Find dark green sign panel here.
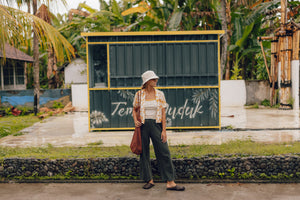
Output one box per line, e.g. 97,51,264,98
90,88,219,129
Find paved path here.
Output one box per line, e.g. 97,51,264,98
1,183,300,200
0,108,300,199
0,107,299,147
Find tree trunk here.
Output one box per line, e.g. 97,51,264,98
224,0,232,80
33,0,40,115
53,56,58,88
47,47,54,89
47,47,59,89
220,0,228,79
27,0,31,14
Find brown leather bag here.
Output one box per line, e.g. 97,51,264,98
130,123,142,155
130,92,142,155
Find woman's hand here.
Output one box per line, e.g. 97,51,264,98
135,120,142,127
161,130,167,143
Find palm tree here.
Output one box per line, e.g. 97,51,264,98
0,0,75,113
32,0,40,114
36,4,59,88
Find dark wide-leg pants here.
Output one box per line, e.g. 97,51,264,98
140,119,175,182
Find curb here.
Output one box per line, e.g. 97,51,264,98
2,179,300,184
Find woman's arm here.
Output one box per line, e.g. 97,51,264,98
132,107,141,127
161,108,167,143
132,91,141,127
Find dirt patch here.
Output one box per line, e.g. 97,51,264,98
42,96,71,108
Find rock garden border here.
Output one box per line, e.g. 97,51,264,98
1,155,300,183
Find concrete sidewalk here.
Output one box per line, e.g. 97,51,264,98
0,107,299,147
1,183,300,200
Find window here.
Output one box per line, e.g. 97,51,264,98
88,45,107,88
15,62,24,85
2,61,25,88
3,63,14,85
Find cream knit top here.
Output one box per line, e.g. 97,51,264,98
144,100,157,119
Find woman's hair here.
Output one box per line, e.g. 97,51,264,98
141,83,147,89
142,78,157,89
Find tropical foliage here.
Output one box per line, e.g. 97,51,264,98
1,0,300,92
0,0,76,113
0,3,74,62
63,0,298,81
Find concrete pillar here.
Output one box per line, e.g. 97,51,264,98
292,60,299,110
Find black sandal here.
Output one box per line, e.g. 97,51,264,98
166,185,185,191
143,182,155,189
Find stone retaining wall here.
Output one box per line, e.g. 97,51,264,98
1,156,300,181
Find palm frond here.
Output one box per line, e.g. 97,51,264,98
236,22,254,48
139,17,164,31
88,10,116,18
0,5,25,58
192,88,218,119
121,1,149,16
118,90,135,101
111,0,123,21
192,89,210,104
232,13,243,43
228,44,239,52
209,89,218,119
167,10,183,31
240,46,261,58
99,0,109,10
245,0,280,26
90,110,109,128
123,21,140,32
78,3,96,14
0,5,75,62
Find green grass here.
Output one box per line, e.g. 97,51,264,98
1,140,300,159
88,140,104,146
0,145,133,159
170,140,300,158
0,115,40,138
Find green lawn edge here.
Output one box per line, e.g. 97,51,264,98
1,140,300,160
0,115,40,138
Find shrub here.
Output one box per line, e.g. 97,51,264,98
261,99,270,107
0,127,11,138
52,101,64,109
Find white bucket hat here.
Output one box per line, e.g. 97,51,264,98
141,70,159,86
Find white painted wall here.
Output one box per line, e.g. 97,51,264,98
65,58,87,86
220,80,246,107
71,84,88,111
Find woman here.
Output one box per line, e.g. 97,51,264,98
132,70,185,191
